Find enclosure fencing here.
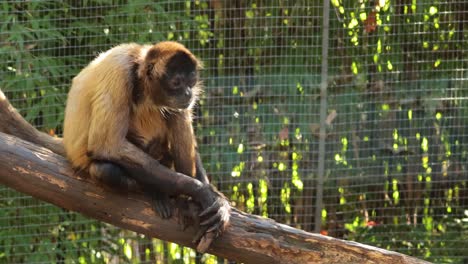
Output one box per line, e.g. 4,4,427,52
0,0,466,263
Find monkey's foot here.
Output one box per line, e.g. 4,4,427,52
146,192,172,219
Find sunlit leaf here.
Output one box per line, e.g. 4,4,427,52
245,10,254,19
386,60,393,71
348,18,359,29
429,6,438,15
331,0,340,8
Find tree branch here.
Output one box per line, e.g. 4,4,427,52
0,90,429,264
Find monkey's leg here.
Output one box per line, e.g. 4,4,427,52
89,161,135,189
89,161,172,218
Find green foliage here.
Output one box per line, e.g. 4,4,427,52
0,0,466,263
347,212,468,263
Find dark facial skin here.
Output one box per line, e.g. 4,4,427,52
160,52,198,109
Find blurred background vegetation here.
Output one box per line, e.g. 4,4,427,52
0,0,466,263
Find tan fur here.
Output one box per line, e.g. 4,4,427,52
129,98,169,146
63,42,201,177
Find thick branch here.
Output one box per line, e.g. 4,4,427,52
0,91,64,156
0,90,429,264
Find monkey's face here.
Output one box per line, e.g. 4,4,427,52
145,49,200,110
159,52,199,109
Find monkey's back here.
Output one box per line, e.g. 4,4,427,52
63,43,144,170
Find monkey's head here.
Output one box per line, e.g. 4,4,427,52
141,41,202,110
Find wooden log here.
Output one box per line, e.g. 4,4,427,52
0,90,430,263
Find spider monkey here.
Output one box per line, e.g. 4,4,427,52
63,42,229,244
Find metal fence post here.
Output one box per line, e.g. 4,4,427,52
314,0,330,233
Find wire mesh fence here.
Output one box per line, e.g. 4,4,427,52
0,0,466,263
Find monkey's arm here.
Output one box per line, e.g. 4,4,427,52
103,142,207,197
166,113,210,185
195,153,210,184
166,113,228,239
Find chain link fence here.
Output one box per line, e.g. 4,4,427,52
0,0,466,263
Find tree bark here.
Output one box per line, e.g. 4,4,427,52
0,90,429,264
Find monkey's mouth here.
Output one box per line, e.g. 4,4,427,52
169,98,193,110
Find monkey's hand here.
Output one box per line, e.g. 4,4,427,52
192,184,230,252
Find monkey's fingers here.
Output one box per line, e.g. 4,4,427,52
148,193,172,219
199,201,219,218
200,199,230,231
200,211,221,227
205,214,229,234
192,225,209,244
196,213,225,242
199,195,230,216
154,199,171,219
